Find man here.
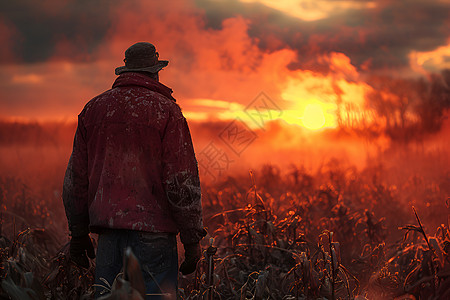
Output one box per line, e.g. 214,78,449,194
62,42,206,299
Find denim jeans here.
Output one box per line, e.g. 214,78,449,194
94,230,178,299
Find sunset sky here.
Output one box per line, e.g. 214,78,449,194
0,0,449,178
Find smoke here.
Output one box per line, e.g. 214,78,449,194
196,0,450,73
338,69,450,143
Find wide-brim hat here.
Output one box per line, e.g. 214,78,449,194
115,42,169,75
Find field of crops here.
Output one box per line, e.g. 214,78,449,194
0,157,449,299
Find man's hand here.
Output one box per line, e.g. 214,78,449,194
180,243,201,275
70,235,95,269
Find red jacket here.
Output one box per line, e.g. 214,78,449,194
63,72,205,244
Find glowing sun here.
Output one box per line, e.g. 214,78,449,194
302,104,326,130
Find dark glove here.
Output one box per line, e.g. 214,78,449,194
180,243,202,275
70,235,95,269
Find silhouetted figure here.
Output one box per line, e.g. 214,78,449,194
63,42,206,299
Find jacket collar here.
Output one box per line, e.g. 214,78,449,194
112,72,176,102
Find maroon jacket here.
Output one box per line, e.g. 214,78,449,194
63,72,205,244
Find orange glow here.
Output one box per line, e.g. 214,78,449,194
11,74,43,84
409,41,450,74
0,0,448,176
275,53,370,131
281,98,337,130
302,104,326,130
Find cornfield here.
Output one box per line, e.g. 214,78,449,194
0,161,449,299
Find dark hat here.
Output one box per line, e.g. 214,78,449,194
115,42,169,75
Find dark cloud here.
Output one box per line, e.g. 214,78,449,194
196,0,450,73
0,0,114,63
3,0,449,72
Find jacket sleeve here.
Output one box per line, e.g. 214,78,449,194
62,115,90,237
162,115,207,245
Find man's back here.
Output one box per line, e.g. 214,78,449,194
63,43,206,299
80,72,184,233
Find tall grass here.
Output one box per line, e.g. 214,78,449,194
0,159,449,299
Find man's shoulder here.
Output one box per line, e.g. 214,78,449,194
161,95,183,117
79,86,184,119
79,89,113,115
125,85,184,118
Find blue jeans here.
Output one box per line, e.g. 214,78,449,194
94,230,178,299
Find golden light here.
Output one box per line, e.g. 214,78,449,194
302,103,326,130
279,71,339,130
280,99,337,130
239,0,377,22
409,42,450,74
277,64,373,131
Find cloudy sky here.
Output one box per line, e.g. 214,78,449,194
1,0,449,120
0,0,449,180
